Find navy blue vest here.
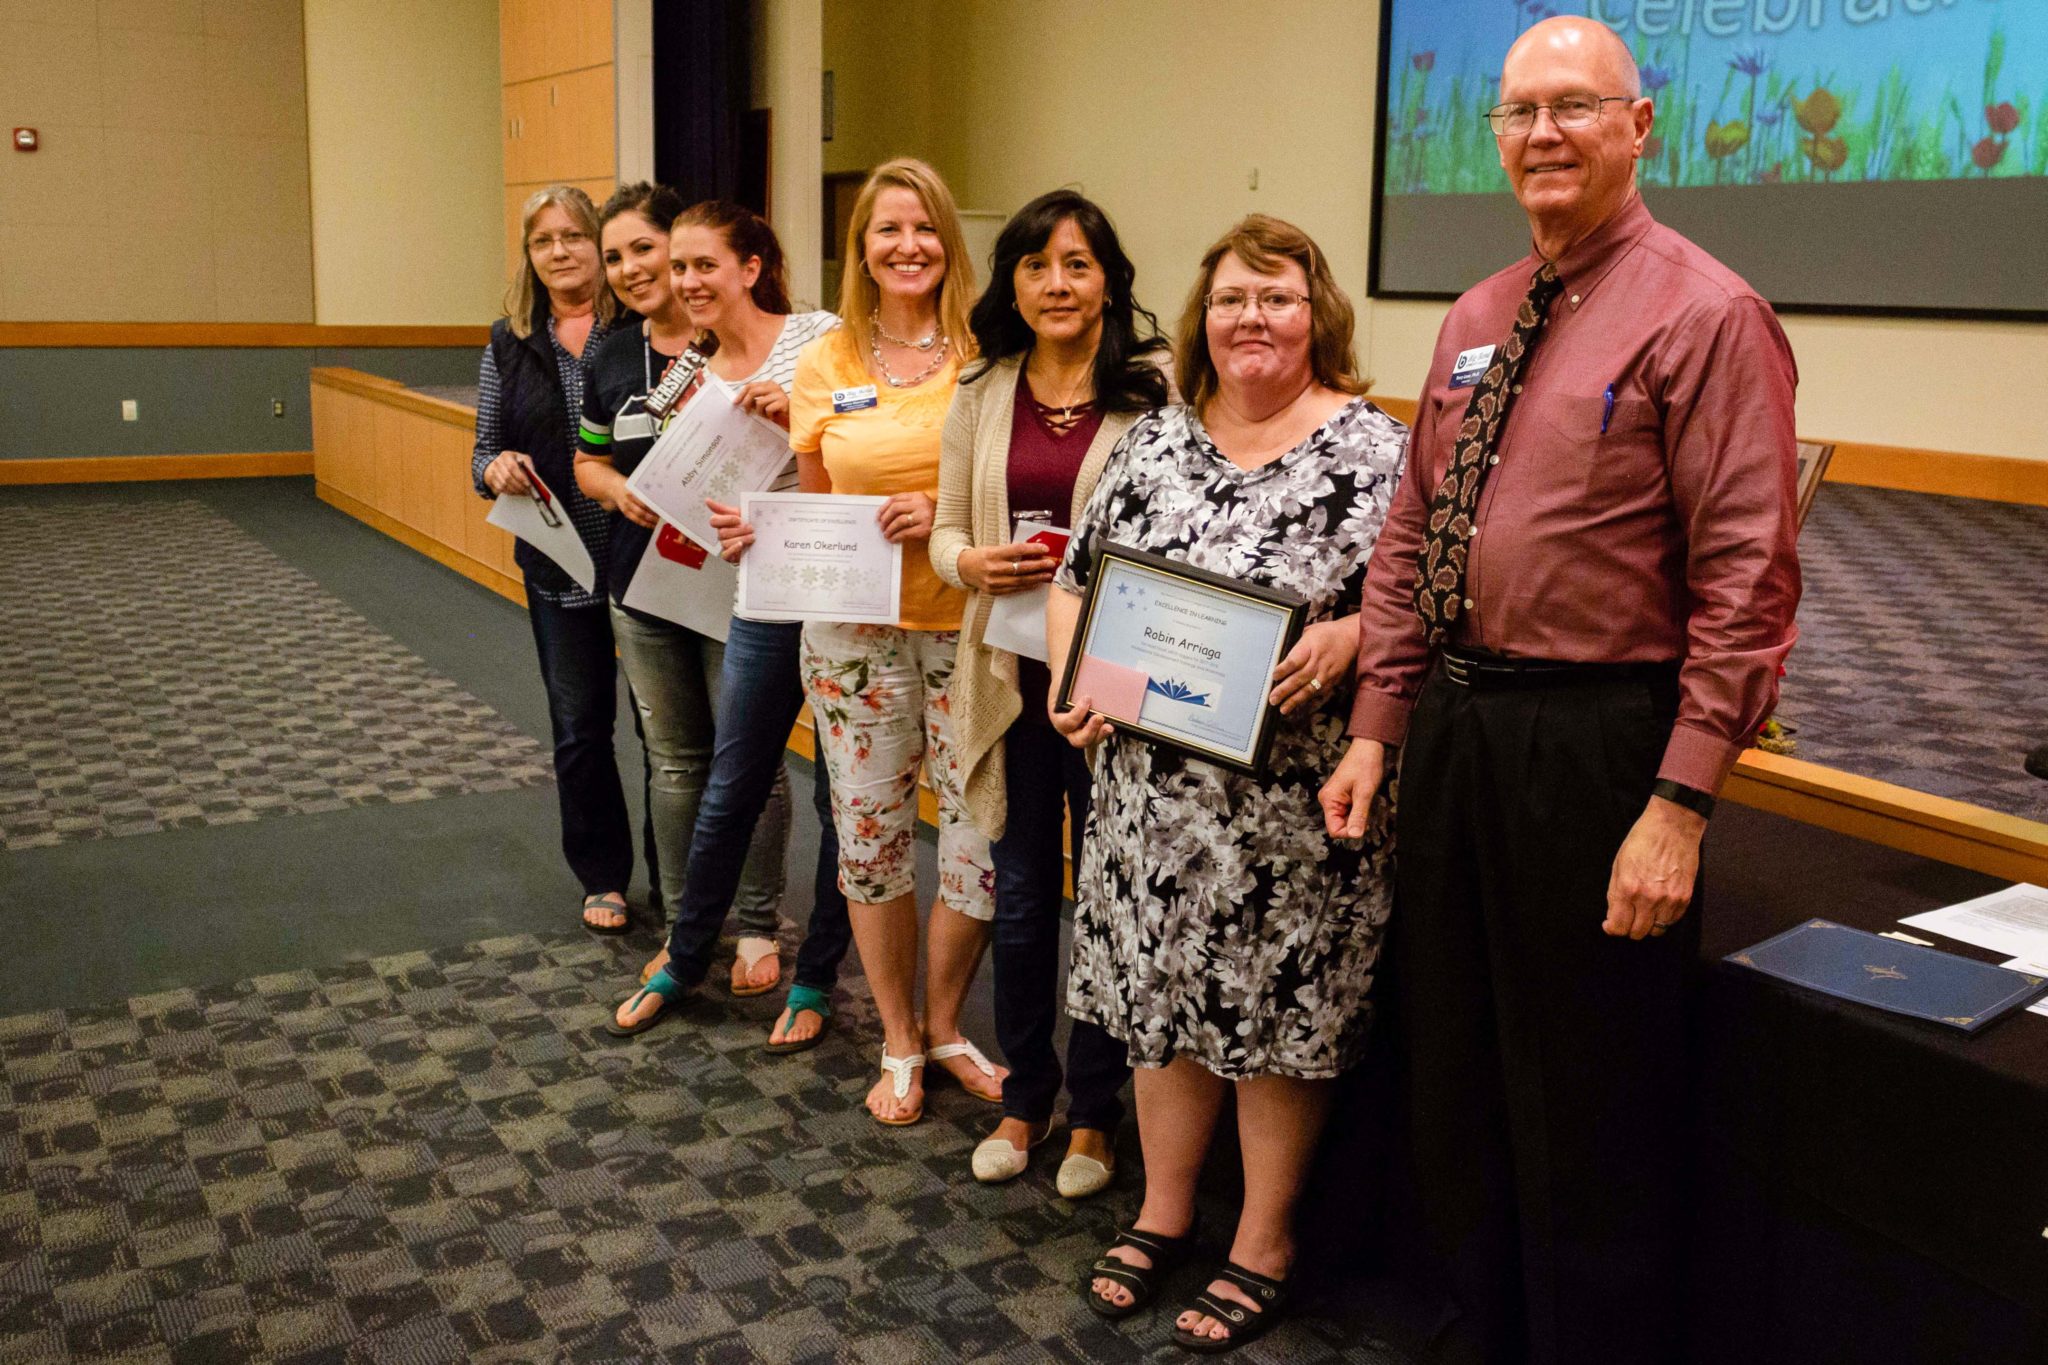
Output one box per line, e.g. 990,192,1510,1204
488,300,585,593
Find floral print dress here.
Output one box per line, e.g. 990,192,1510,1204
1054,398,1406,1080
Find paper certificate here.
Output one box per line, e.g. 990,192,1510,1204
735,492,901,624
625,373,794,551
485,470,597,591
980,521,1070,663
1056,543,1305,775
621,522,737,642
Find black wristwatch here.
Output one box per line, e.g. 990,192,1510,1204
1651,778,1716,820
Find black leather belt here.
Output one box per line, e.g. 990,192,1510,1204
1439,647,1677,689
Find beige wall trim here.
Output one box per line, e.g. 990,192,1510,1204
1726,751,2048,885
0,452,314,486
0,323,490,349
1823,441,2048,508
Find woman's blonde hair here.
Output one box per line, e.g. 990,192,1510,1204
1173,214,1367,413
503,185,619,338
835,157,977,365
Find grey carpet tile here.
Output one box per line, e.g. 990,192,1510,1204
0,930,1408,1364
1778,485,2048,822
0,499,553,853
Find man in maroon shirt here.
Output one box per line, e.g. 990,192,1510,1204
1320,16,1799,1364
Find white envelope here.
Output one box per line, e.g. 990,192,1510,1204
620,522,737,642
625,373,794,552
485,471,597,591
979,521,1072,663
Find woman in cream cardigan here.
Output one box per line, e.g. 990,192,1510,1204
932,190,1171,1197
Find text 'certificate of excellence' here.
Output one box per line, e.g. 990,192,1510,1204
625,374,794,550
1057,543,1304,776
736,492,901,625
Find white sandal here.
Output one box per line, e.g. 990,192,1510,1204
730,936,780,997
929,1038,1003,1103
874,1051,925,1126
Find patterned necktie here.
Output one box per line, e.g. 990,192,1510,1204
1413,262,1566,643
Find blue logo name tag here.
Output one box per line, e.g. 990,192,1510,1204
832,384,880,413
1449,345,1496,390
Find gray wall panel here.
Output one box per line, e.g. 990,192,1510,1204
0,347,485,460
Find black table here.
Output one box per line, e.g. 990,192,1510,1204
1688,803,2048,1363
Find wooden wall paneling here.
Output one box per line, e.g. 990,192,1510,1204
554,66,617,180
398,411,439,536
573,0,614,72
433,425,473,554
371,404,408,522
343,390,382,506
504,79,548,184
504,183,532,282
499,0,534,85
311,386,342,491
0,323,488,348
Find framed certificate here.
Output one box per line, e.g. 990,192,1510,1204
1055,542,1305,776
735,492,902,624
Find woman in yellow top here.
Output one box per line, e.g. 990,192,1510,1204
719,158,1003,1126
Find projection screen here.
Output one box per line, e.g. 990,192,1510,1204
1371,0,2048,318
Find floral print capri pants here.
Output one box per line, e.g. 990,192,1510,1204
800,622,994,919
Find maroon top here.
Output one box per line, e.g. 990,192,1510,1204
1351,194,1801,794
1009,370,1105,723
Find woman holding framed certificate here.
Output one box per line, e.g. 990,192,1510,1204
728,158,1002,1127
1050,216,1407,1352
571,185,792,1005
930,190,1171,1198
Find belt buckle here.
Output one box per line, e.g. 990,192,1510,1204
1443,653,1473,686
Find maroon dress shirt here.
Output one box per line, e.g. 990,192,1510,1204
1351,194,1801,794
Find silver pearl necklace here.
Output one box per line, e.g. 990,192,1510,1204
870,328,951,388
871,310,940,350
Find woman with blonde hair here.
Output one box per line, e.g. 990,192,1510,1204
1052,215,1405,1351
714,158,1002,1126
470,184,651,935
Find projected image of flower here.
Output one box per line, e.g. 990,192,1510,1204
1386,1,2047,192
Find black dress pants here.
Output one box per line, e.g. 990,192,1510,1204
1393,659,1699,1365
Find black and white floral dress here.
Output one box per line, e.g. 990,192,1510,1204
1055,398,1406,1080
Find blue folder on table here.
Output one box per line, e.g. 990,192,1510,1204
1727,918,2048,1033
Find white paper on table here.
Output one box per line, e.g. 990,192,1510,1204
1900,883,2048,961
620,522,737,643
735,492,901,625
625,373,793,550
1997,958,2048,1017
980,521,1072,663
485,471,596,591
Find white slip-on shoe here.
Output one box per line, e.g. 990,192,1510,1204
971,1124,1050,1183
1056,1151,1115,1200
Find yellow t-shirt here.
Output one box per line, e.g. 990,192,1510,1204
788,329,966,631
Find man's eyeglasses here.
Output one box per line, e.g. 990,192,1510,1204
1485,95,1636,137
1203,288,1310,319
527,230,591,253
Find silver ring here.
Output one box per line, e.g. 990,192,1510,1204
1308,677,1322,692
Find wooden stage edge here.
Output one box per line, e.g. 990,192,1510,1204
0,452,313,484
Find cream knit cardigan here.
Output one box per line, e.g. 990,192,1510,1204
930,354,1142,841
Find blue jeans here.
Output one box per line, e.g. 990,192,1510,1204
610,607,785,939
653,614,853,993
526,593,655,898
990,719,1128,1131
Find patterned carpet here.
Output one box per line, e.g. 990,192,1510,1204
0,929,1405,1364
0,500,553,852
1779,485,2048,822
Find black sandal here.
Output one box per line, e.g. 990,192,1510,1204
1080,1223,1198,1320
1169,1260,1289,1354
581,891,633,937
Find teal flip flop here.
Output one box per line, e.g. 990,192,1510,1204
605,967,689,1038
764,984,832,1054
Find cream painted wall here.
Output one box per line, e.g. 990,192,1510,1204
821,0,937,178
0,0,313,322
756,0,827,311
819,0,2045,461
303,0,503,325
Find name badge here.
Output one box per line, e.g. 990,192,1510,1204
1449,345,1497,390
613,410,657,443
832,384,880,414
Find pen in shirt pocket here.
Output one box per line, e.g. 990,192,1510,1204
1601,383,1616,436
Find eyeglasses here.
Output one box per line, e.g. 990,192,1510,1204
527,230,591,253
1203,288,1310,319
1485,94,1635,137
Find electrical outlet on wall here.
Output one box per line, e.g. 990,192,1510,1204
121,400,138,421
272,399,286,417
